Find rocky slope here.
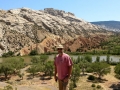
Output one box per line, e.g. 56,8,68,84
0,8,113,56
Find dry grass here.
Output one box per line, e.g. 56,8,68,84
74,66,120,90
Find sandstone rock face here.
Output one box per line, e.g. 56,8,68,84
64,35,108,52
0,8,113,56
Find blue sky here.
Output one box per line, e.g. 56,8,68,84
0,0,120,22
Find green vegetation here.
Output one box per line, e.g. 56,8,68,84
66,35,120,55
0,58,25,80
90,62,110,79
70,64,80,88
0,35,120,89
29,50,38,55
3,85,13,90
2,51,14,57
0,53,120,89
88,75,96,80
96,35,120,55
114,63,120,79
91,83,96,87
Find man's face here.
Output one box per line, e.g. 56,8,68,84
57,48,63,53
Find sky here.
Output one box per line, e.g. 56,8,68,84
0,0,120,22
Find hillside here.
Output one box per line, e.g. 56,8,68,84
0,8,114,56
91,21,120,32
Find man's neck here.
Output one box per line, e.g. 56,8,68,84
59,52,63,56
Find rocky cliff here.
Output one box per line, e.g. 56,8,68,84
0,8,113,56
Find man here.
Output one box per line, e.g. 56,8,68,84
54,44,73,90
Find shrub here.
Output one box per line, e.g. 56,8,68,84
115,74,120,79
86,67,93,73
2,51,14,57
91,84,96,87
3,85,13,90
69,82,74,90
87,75,95,80
29,50,38,55
96,85,101,89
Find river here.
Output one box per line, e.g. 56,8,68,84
0,55,120,63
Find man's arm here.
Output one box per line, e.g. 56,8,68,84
64,65,72,82
54,65,58,82
68,65,72,78
54,65,57,76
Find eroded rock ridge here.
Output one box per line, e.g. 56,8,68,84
0,8,113,56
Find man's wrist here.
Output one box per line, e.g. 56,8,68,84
67,75,71,79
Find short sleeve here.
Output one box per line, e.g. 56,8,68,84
67,56,73,66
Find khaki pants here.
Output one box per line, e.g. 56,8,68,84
58,79,68,90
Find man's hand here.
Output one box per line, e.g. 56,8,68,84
63,75,71,82
63,77,69,82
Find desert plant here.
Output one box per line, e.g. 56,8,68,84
3,85,13,90
29,50,38,55
96,85,102,89
91,83,96,87
88,75,95,80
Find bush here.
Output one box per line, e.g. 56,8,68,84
69,82,74,90
3,85,13,90
29,50,38,55
2,51,14,57
87,75,95,80
115,74,120,79
86,68,93,73
96,85,101,89
91,84,96,87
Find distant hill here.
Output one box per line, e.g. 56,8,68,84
91,21,120,32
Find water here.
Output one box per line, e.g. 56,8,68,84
49,55,120,62
92,55,120,62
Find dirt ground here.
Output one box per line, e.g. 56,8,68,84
0,66,119,90
75,66,120,90
0,66,58,90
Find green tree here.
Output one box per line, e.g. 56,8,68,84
70,64,80,88
29,50,38,55
2,51,14,57
0,60,13,80
78,56,90,75
76,56,81,64
44,61,54,78
27,64,39,78
106,55,110,64
96,56,100,62
31,56,40,63
91,62,110,79
84,55,92,63
10,58,24,74
40,55,49,65
114,64,120,79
